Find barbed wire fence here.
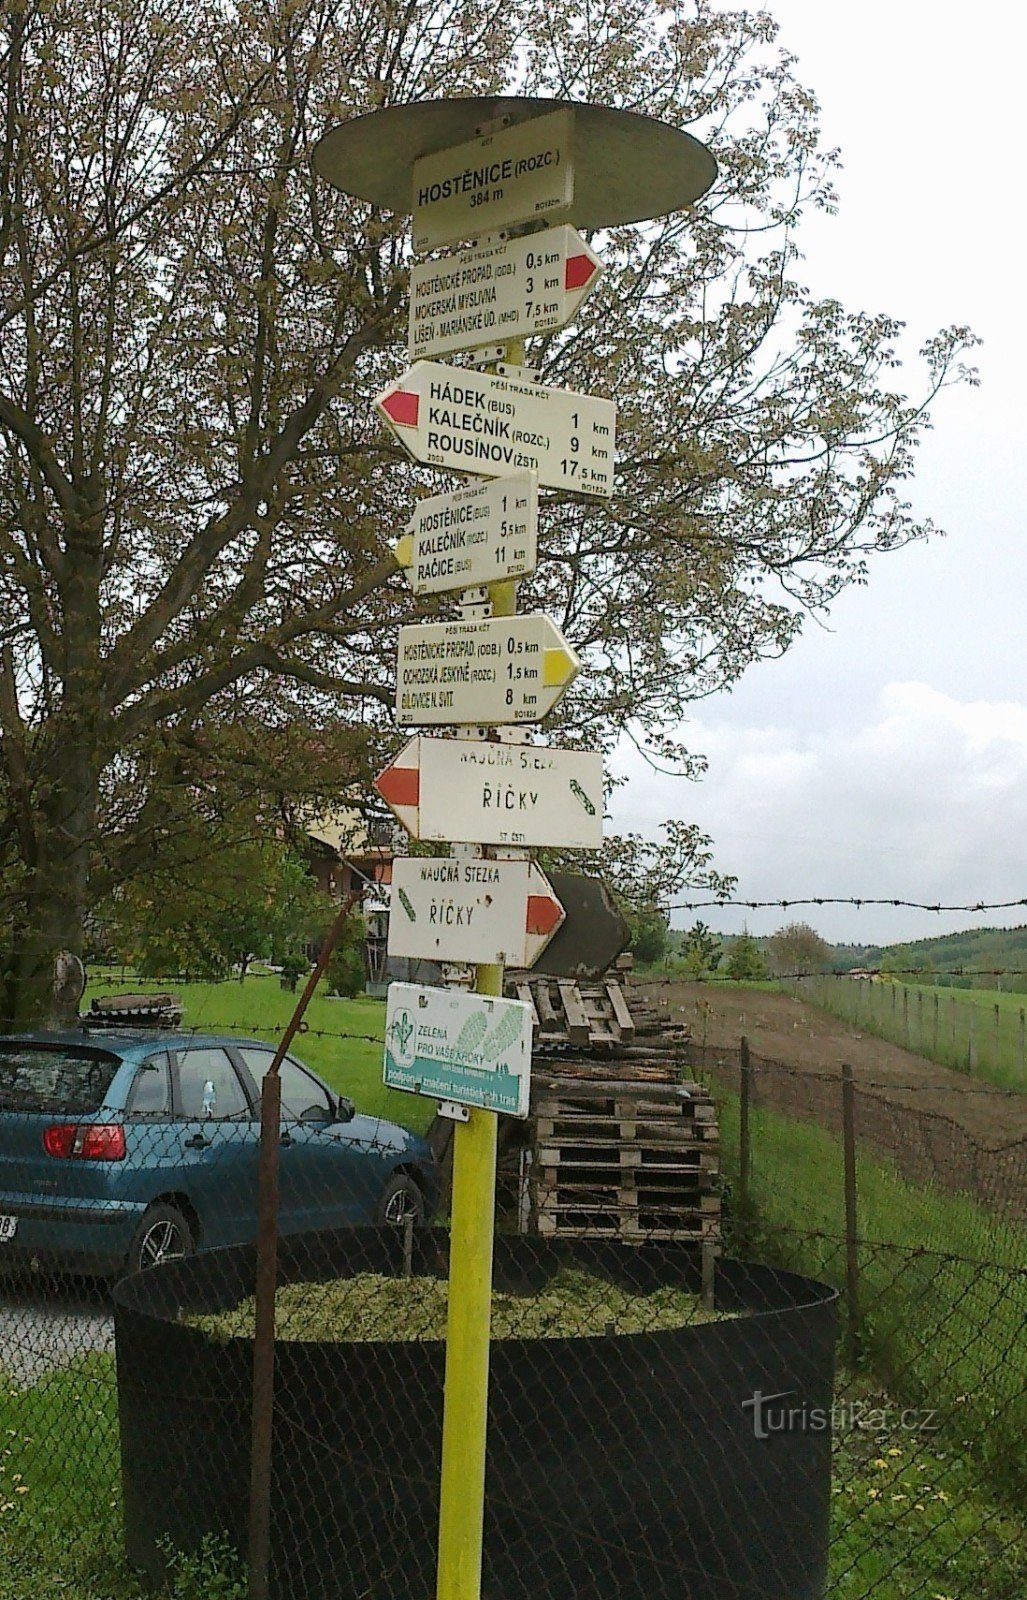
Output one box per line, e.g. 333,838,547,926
0,965,1026,1598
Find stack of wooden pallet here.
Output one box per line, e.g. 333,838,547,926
530,1075,720,1244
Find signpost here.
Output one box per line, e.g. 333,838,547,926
411,107,574,253
376,360,616,498
314,93,716,1600
395,614,580,727
384,982,533,1117
387,855,564,967
376,735,603,850
408,226,602,361
395,470,538,595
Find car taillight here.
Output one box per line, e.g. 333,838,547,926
43,1123,126,1160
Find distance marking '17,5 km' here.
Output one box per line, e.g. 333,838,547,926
395,614,579,727
408,226,602,361
411,108,574,254
376,735,604,850
387,856,565,968
394,470,538,596
376,360,615,499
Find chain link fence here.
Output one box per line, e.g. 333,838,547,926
0,1016,1025,1598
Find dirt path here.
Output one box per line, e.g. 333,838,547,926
631,979,1027,1150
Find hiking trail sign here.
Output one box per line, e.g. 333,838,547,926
387,856,564,967
395,470,538,595
411,107,574,253
395,614,579,727
376,361,615,498
376,736,603,850
384,982,533,1118
408,226,602,361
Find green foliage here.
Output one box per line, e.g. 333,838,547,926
160,1536,247,1600
627,903,670,966
324,909,367,998
840,924,1027,993
723,929,768,981
680,920,723,980
102,837,326,980
768,920,832,976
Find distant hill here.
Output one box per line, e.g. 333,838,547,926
833,926,1027,992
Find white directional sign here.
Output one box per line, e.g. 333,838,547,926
395,614,579,727
411,109,574,254
395,470,538,596
376,736,604,850
384,982,533,1118
388,856,564,967
408,226,603,361
376,361,615,498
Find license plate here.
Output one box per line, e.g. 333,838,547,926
0,1215,17,1242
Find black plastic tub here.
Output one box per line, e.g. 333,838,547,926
114,1230,837,1600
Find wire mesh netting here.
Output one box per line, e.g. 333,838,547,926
0,1020,1024,1599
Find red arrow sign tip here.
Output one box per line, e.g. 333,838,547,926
564,253,597,292
381,389,419,427
375,763,420,808
526,894,563,938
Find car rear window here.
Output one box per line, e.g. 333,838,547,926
0,1045,122,1113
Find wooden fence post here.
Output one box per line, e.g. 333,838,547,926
841,1064,860,1368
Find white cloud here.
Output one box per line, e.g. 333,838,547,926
608,683,1027,944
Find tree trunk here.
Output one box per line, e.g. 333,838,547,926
3,750,96,1031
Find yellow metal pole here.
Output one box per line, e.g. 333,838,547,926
436,342,523,1600
435,967,501,1600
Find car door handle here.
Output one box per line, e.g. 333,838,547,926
184,1132,211,1150
280,1132,293,1148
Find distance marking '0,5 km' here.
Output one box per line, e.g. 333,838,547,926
395,613,580,727
407,226,603,362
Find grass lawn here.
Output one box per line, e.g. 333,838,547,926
710,1071,1027,1506
796,975,1027,1091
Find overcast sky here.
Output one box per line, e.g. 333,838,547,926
608,0,1027,946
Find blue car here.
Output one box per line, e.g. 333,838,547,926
0,1031,438,1276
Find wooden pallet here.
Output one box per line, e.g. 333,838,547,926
528,1075,721,1246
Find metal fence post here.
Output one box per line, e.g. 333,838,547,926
841,1064,860,1368
247,893,357,1600
738,1035,752,1224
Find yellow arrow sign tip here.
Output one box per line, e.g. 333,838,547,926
542,646,579,688
393,533,413,570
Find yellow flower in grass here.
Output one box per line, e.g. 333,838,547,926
871,1457,889,1470
887,1446,902,1457
867,1487,881,1500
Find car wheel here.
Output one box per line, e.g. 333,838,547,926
128,1203,194,1273
376,1174,425,1228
